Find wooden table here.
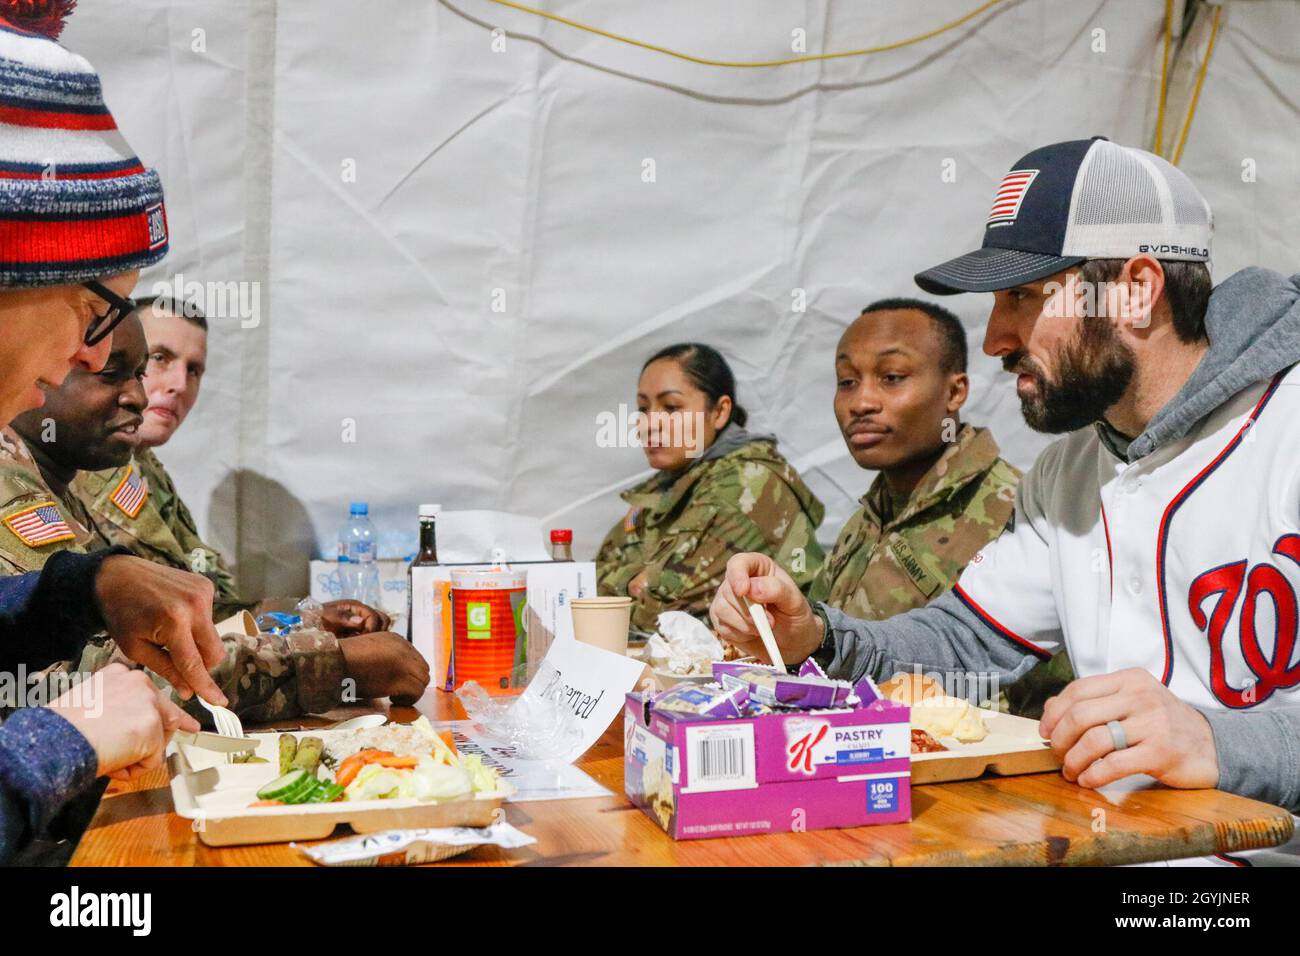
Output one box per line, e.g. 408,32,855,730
71,689,1294,867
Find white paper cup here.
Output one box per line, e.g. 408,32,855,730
570,597,634,655
216,610,258,637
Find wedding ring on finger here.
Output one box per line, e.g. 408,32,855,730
1106,719,1128,752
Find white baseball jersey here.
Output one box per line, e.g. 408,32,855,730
952,363,1300,863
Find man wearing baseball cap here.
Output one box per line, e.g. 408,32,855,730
0,2,230,862
713,137,1300,863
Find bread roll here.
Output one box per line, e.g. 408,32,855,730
878,672,945,705
881,672,989,743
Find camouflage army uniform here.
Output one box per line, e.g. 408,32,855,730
807,424,1072,716
70,447,252,620
596,431,825,633
0,430,346,724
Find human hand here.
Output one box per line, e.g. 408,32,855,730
47,663,199,780
1039,667,1219,790
338,631,431,705
708,553,822,665
95,556,226,705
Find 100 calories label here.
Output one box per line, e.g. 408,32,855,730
784,717,909,775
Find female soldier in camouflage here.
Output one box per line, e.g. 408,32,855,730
596,344,825,633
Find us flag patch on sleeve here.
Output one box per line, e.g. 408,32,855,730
110,465,149,518
624,506,642,534
4,502,75,547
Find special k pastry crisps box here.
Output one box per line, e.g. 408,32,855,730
623,689,911,840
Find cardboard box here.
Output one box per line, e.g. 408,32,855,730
623,692,911,840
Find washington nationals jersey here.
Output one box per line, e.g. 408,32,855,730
952,363,1300,715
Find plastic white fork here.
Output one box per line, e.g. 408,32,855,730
196,697,244,761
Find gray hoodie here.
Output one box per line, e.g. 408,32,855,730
818,268,1300,815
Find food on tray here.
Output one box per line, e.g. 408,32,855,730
279,734,297,774
879,671,989,743
255,769,345,805
878,672,945,703
290,736,324,775
713,662,856,710
910,729,949,754
650,683,748,719
246,717,500,808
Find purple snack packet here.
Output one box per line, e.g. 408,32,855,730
651,682,748,719
852,675,882,705
717,664,854,710
798,658,829,680
712,661,779,682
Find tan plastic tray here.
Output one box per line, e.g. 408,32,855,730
168,729,511,847
910,708,1061,784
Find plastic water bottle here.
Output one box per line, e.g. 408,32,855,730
337,501,380,607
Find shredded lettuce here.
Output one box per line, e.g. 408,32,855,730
341,718,502,801
410,755,473,801
344,763,411,802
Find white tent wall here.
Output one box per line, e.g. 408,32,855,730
60,0,1300,600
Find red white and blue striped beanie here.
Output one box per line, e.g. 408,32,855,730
0,1,167,288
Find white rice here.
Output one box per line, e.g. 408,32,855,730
324,724,438,762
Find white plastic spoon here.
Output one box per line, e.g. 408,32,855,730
746,600,786,671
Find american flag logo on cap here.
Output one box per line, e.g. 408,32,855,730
986,168,1039,226
110,465,148,518
4,501,75,547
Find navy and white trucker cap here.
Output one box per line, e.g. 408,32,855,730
915,137,1213,295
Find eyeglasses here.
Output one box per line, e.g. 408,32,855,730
81,281,137,347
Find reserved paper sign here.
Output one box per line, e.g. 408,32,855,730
520,637,646,764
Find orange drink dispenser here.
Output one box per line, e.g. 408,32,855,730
449,567,527,690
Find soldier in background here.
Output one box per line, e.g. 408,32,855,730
596,343,825,633
807,298,1070,715
5,314,429,722
74,295,245,617
76,295,385,634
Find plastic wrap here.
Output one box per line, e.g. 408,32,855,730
455,680,585,761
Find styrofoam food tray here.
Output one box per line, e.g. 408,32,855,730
910,707,1061,784
168,728,512,847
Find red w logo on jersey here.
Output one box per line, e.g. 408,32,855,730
1188,534,1300,708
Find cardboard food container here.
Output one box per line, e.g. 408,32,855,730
909,708,1061,784
168,729,512,847
624,692,911,840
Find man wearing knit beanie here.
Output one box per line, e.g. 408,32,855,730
0,1,231,863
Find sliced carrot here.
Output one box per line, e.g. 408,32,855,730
248,800,284,807
373,755,419,769
335,755,368,788
336,749,401,788
437,730,458,757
